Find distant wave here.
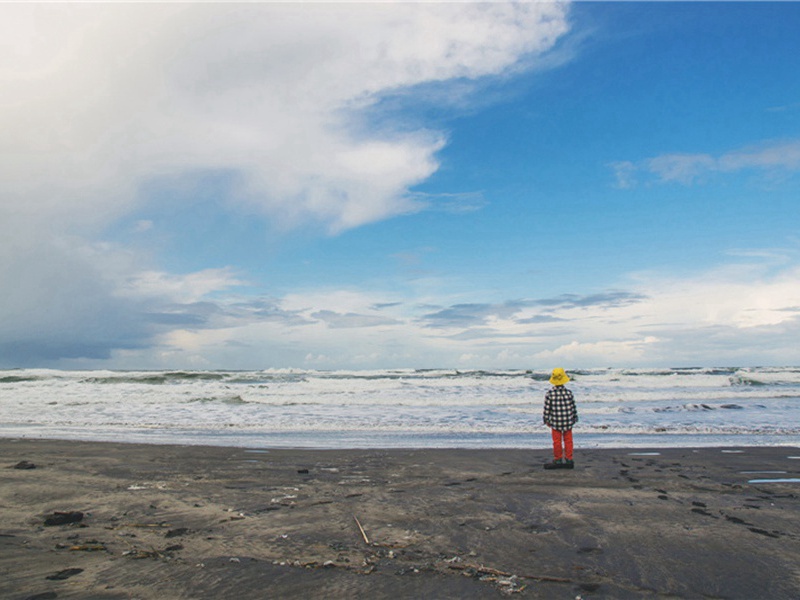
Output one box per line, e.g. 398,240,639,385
653,403,745,412
81,371,229,385
188,395,249,405
729,375,767,386
0,375,42,383
3,366,800,385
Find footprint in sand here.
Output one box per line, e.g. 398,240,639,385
46,567,84,581
724,515,751,526
619,469,640,483
749,527,781,538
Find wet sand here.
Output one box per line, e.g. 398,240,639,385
1,439,799,599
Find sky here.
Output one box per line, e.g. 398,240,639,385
2,1,800,371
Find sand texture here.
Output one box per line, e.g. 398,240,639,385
1,439,799,599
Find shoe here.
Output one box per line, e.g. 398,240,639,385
544,459,564,470
563,459,574,469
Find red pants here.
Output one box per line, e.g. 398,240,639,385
551,428,573,460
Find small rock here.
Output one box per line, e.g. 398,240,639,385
44,512,84,526
13,461,36,470
297,468,309,474
165,528,189,538
46,568,83,581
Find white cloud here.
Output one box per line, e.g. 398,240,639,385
615,139,800,187
534,338,661,364
632,263,800,330
647,153,716,185
1,2,569,233
608,160,637,189
718,140,800,172
121,269,245,304
0,2,571,366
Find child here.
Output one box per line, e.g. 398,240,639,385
543,367,578,469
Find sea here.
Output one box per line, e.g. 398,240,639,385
1,367,799,449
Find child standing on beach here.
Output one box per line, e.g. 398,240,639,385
543,368,578,470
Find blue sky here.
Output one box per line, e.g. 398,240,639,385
2,2,799,370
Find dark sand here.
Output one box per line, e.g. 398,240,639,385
1,440,799,599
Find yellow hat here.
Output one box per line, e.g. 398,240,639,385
549,368,570,386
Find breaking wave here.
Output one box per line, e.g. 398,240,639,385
1,366,799,448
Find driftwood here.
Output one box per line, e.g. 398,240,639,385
445,562,572,584
353,514,370,544
69,543,107,552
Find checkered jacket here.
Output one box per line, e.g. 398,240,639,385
543,385,578,432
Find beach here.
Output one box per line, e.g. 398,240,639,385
1,439,799,599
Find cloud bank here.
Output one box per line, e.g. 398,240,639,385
96,256,800,370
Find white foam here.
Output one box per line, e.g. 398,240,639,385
2,367,800,448
748,478,800,484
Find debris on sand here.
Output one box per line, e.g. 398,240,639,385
68,541,107,552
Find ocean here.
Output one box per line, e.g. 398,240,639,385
1,367,799,449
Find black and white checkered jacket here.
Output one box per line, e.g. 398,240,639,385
543,385,578,432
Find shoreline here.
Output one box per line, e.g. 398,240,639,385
2,439,799,599
3,429,799,451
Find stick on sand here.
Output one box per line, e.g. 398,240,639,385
353,515,370,545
